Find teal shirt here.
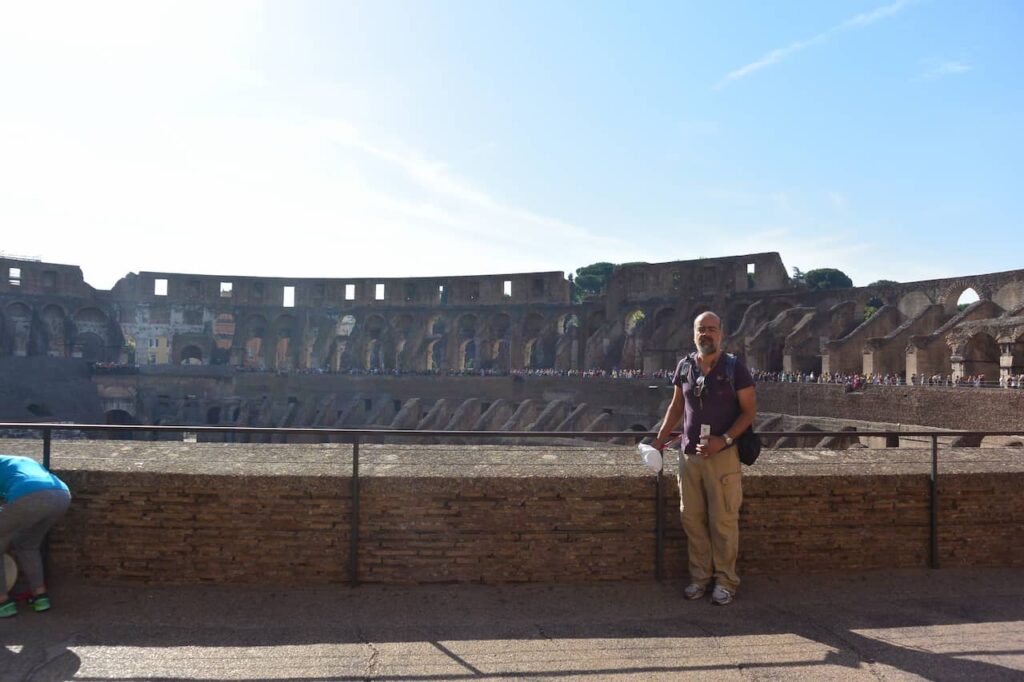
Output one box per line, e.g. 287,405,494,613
0,455,69,503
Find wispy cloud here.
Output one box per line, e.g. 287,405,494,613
716,0,916,89
921,60,971,80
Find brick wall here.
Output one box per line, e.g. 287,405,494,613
757,383,1024,432
31,444,1022,586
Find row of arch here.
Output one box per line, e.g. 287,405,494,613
0,301,122,361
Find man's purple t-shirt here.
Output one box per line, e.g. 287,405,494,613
671,352,755,455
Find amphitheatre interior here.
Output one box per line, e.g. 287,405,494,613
1,251,1023,439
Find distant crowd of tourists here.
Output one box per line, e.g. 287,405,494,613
752,369,1024,389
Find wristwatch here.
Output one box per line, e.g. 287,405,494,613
723,433,735,447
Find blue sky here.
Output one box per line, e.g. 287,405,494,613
0,0,1020,290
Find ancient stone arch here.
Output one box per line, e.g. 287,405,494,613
939,280,990,314
6,302,32,356
179,344,203,365
39,303,68,357
962,331,1000,380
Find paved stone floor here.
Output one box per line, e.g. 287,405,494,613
1,568,1022,681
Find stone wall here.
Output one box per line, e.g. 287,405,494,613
1,441,1019,586
756,383,1024,432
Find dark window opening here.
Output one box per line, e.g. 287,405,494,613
532,278,545,296
363,398,373,412
393,399,403,413
404,283,416,302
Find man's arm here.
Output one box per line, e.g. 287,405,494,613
652,385,684,451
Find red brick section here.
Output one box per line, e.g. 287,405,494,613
45,468,1024,585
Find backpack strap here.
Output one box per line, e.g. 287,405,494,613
724,353,737,390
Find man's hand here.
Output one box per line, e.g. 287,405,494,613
695,435,727,458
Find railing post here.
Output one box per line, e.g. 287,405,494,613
42,427,52,470
655,469,665,581
929,434,939,569
350,435,360,585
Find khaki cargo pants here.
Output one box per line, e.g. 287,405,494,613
678,445,742,592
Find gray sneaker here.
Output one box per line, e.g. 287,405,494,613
683,583,706,600
711,585,734,605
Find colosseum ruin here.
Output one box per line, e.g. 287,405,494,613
1,252,1023,436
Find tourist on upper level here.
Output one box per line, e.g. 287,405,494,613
0,455,71,617
652,311,757,606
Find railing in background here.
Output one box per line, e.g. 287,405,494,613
2,423,1022,584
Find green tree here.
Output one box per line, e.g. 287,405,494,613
804,268,853,291
867,279,899,287
572,262,615,301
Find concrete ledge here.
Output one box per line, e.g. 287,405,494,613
2,440,1021,585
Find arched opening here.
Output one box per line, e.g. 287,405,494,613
461,339,477,370
6,302,32,356
74,332,105,362
105,409,136,440
366,339,384,371
653,307,675,332
364,314,387,340
212,313,235,365
523,313,545,338
426,339,445,371
336,314,356,337
242,315,268,369
245,337,263,368
490,339,510,371
956,288,980,312
524,338,541,369
180,345,203,365
963,332,999,381
428,315,446,337
558,314,581,335
40,304,67,357
624,309,645,335
275,337,291,370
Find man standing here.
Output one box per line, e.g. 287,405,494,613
652,312,756,605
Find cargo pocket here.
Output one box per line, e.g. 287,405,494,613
720,472,743,514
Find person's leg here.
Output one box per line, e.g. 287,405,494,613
705,446,743,593
679,455,712,588
9,489,71,594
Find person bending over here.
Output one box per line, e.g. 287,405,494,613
0,454,71,617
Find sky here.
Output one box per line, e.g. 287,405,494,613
0,0,1021,291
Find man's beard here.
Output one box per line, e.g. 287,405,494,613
697,338,717,355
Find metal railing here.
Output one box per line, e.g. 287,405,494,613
2,422,1022,583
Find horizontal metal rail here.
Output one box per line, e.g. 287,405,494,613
2,422,1022,583
2,422,1024,438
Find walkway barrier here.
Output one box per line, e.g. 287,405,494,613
1,422,1022,583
